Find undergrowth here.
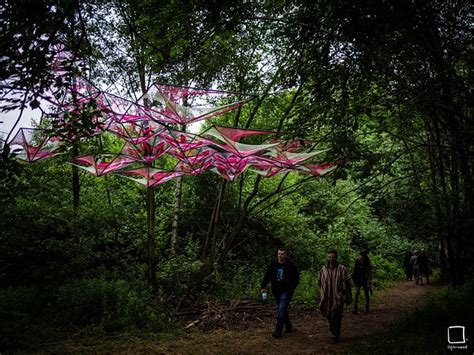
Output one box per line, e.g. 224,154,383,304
0,278,172,351
351,282,474,354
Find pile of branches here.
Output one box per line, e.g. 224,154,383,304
177,299,275,331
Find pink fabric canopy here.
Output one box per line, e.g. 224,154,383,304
9,128,61,162
119,167,184,188
71,154,136,176
148,84,253,125
7,54,335,187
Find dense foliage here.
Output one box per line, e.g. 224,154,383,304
0,0,471,350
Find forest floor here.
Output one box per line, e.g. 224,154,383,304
38,280,437,354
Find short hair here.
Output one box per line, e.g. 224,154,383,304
328,249,338,256
277,247,287,253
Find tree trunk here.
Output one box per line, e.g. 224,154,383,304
199,179,226,286
146,186,158,291
72,142,80,213
427,118,448,277
430,20,472,284
218,175,261,266
171,175,183,255
136,52,158,290
171,123,186,256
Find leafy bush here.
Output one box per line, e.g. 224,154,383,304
0,278,170,351
157,255,203,300
370,254,404,287
214,264,262,300
292,270,319,308
54,278,165,330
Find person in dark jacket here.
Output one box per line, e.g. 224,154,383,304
411,251,420,282
260,247,300,339
352,250,372,313
416,249,430,285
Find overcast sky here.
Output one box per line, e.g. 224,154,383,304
0,106,40,142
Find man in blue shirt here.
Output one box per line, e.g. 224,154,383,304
260,247,300,339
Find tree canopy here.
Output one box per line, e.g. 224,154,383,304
0,3,472,347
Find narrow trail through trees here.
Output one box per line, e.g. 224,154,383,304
154,281,435,354
46,280,436,354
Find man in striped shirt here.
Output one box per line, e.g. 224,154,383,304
318,249,352,342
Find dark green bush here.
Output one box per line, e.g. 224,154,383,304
0,278,169,351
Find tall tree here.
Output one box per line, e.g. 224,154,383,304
0,0,87,131
267,0,473,283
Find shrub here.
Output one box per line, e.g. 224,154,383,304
0,278,170,351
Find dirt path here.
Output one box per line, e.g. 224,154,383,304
42,281,436,354
137,281,435,354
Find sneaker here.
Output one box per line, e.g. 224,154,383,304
272,331,282,339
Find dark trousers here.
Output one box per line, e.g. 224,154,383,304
413,266,420,283
416,269,430,284
274,291,292,334
327,307,343,338
354,285,370,311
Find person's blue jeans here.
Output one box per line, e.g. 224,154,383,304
274,291,292,334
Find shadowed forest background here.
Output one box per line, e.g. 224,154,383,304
0,0,472,352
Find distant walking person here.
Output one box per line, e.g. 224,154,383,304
411,251,420,283
261,247,300,339
403,251,414,281
352,250,372,313
318,249,352,342
417,249,430,285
